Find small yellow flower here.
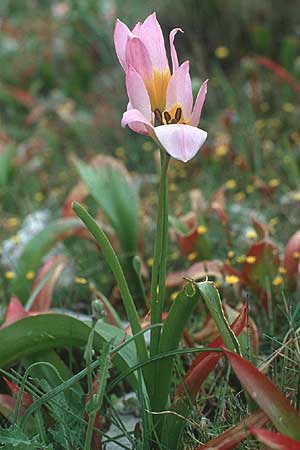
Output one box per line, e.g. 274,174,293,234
142,141,153,152
279,266,287,274
272,276,283,286
246,256,256,264
236,255,246,264
225,179,236,190
75,276,88,285
115,146,126,158
215,46,229,59
255,120,265,131
282,102,294,113
147,257,154,267
246,230,257,240
246,185,254,194
34,192,44,202
169,183,177,192
6,217,20,228
170,251,179,260
197,225,207,235
234,192,246,202
187,252,198,261
293,192,300,202
171,291,179,301
215,144,229,157
5,271,15,280
225,275,239,285
227,250,235,259
25,271,35,281
292,251,300,259
269,217,279,227
268,178,280,188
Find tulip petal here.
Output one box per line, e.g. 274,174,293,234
191,79,208,127
121,108,154,135
125,36,153,83
114,19,132,70
166,61,193,121
169,28,183,72
126,66,152,121
155,124,207,162
139,12,169,72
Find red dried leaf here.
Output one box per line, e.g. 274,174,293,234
177,303,248,399
2,296,27,328
209,187,228,226
4,378,32,409
30,255,67,312
195,410,268,449
0,394,16,419
255,56,300,94
283,230,300,289
225,351,300,440
176,212,198,256
85,378,103,450
250,428,300,449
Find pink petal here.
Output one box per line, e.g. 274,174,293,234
125,37,153,83
138,12,169,72
169,28,183,72
121,108,154,136
166,61,193,121
191,79,208,127
155,124,207,162
132,22,142,34
126,66,152,121
3,296,27,327
114,19,132,70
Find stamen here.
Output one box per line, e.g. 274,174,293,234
154,108,163,126
163,111,171,124
175,107,182,123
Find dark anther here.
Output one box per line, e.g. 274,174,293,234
175,107,182,123
163,111,171,124
154,108,163,126
170,119,177,124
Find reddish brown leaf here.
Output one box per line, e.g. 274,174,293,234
250,428,300,450
30,255,67,312
209,187,228,226
195,410,268,449
2,296,28,328
176,303,248,400
283,230,300,289
166,260,223,288
225,351,300,439
255,56,300,94
4,378,32,409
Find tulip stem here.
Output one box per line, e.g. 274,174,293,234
150,150,170,359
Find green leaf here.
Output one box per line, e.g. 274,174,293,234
0,314,138,390
75,159,139,254
151,282,200,412
72,202,148,377
12,218,85,302
196,281,241,354
0,424,53,449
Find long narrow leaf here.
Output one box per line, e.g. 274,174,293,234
225,350,300,440
195,410,268,449
250,427,300,449
72,202,148,373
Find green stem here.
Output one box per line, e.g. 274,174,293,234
149,151,170,357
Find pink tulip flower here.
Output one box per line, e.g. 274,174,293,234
114,12,208,163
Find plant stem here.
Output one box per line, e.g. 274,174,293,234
149,150,170,358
